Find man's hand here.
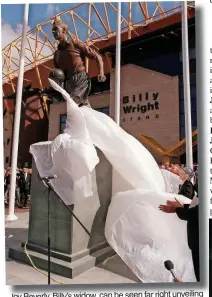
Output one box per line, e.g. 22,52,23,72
159,205,176,213
167,198,183,208
159,198,183,213
98,73,106,82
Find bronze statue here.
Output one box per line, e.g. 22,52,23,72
50,17,106,106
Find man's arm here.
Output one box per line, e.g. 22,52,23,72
175,207,189,221
95,55,105,82
188,204,199,221
75,41,106,81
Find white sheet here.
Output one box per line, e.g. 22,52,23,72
30,79,196,282
81,106,166,192
160,169,182,194
30,79,99,205
105,190,195,283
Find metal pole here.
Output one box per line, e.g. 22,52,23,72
6,4,29,222
9,114,15,167
112,2,121,195
45,180,92,237
47,186,51,285
181,1,193,169
114,1,121,125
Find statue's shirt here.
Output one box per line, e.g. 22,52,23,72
53,39,98,75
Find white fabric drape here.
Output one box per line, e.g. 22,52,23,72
30,79,196,282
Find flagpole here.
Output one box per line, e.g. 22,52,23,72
181,1,193,169
6,4,30,222
112,1,121,196
114,1,121,125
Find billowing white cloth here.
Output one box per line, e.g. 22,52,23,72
30,141,53,177
81,106,166,192
30,134,99,205
79,107,195,282
105,190,195,283
160,169,182,194
30,80,196,282
30,79,99,205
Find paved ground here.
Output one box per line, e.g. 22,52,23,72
5,203,30,215
5,211,140,285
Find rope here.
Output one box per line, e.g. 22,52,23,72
24,241,68,284
24,241,115,284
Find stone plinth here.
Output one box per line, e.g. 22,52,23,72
9,149,115,278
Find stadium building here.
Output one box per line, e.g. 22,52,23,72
2,2,196,167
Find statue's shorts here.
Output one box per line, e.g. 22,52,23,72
64,71,91,107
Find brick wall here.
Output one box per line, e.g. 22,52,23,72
110,64,179,161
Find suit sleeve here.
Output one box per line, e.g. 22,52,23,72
176,207,189,221
188,205,199,221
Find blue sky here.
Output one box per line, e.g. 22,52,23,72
1,2,182,48
2,4,78,29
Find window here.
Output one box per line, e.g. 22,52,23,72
60,114,67,134
7,138,10,145
5,157,9,164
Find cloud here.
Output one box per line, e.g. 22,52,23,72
2,20,52,83
46,4,60,19
1,21,31,49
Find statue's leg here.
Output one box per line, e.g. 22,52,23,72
78,75,91,107
65,72,91,107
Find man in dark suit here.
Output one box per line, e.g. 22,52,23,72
176,204,199,281
159,176,199,281
15,168,22,207
20,167,31,208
